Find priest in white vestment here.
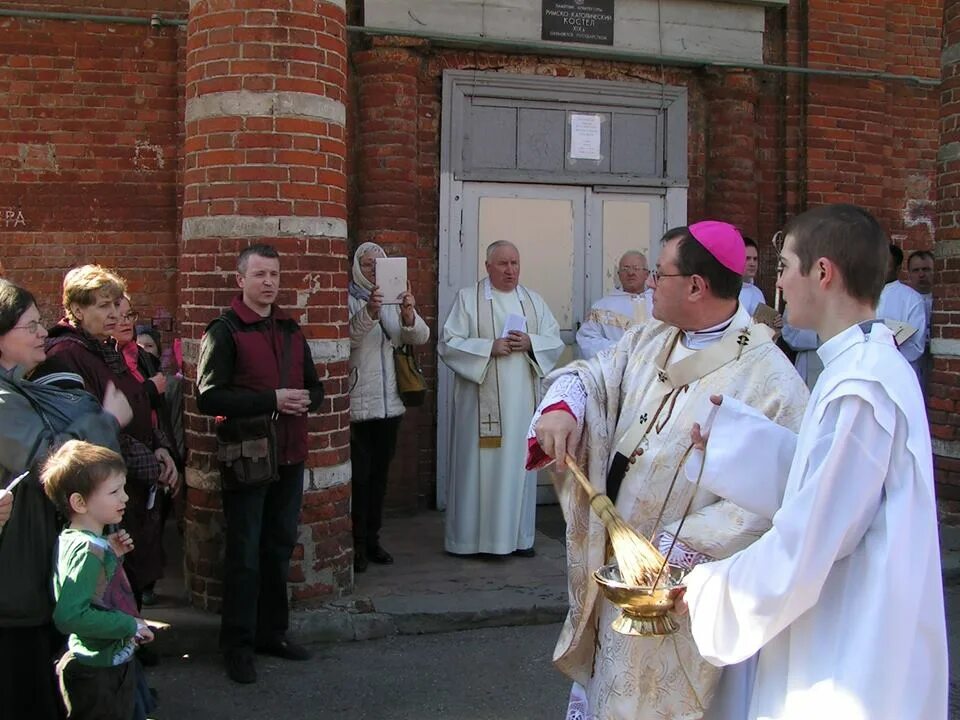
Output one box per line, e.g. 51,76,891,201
439,240,564,556
738,237,767,317
576,250,653,359
681,204,947,720
907,249,934,391
530,222,809,720
876,243,926,374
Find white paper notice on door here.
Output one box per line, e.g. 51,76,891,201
570,113,602,161
375,257,407,304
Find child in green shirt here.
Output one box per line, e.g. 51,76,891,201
43,440,154,720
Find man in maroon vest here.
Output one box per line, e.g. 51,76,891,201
197,244,324,684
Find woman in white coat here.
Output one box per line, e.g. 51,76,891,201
348,242,429,572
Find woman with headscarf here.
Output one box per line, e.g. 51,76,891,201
32,265,179,605
0,279,131,720
348,242,429,572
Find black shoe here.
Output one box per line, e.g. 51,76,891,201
367,544,394,565
137,643,160,667
354,547,368,573
512,547,536,558
255,637,311,661
224,649,257,684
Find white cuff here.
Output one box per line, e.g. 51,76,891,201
527,374,586,439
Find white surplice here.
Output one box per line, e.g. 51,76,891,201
684,321,947,720
576,288,653,359
534,305,809,720
439,280,563,555
876,279,927,371
738,282,766,317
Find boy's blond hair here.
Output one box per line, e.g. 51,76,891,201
42,440,126,517
62,265,127,323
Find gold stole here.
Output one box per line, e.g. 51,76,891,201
476,281,540,449
613,322,775,461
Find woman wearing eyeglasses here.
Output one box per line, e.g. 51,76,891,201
33,266,180,608
0,279,132,720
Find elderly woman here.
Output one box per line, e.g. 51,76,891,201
0,279,131,720
33,265,178,604
348,242,429,572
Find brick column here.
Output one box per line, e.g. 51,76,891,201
935,0,960,503
352,42,425,512
180,0,352,610
703,70,760,236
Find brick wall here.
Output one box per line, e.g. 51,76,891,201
0,7,185,326
180,0,351,608
937,0,960,501
2,0,955,522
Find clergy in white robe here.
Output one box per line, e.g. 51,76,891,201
682,204,947,720
577,251,654,359
907,249,935,391
739,239,766,317
876,243,926,373
738,282,765,316
530,222,809,720
439,241,563,556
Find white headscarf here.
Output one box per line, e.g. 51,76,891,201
349,242,386,300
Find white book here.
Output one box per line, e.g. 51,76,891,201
375,257,407,305
500,313,527,338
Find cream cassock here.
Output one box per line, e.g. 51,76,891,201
439,278,563,555
684,321,947,720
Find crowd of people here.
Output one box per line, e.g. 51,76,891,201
0,203,948,719
0,268,183,720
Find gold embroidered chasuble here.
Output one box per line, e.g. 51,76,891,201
547,305,808,720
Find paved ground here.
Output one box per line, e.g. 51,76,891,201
144,508,960,718
145,585,960,719
147,624,570,720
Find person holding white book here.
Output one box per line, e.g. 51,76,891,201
439,240,563,556
348,242,429,572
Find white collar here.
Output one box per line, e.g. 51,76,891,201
817,320,894,366
680,305,744,350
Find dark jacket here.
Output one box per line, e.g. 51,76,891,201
0,367,119,627
37,322,154,446
33,322,167,589
196,295,324,466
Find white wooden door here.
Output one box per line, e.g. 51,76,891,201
436,183,677,509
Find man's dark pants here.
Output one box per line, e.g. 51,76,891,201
219,462,304,651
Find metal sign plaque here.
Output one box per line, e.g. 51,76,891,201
541,0,615,46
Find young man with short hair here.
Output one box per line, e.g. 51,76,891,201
679,204,947,719
196,244,325,684
907,249,935,389
738,236,766,316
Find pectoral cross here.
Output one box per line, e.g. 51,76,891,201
481,414,499,433
736,329,750,359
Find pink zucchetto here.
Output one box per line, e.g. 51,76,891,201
688,221,746,275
